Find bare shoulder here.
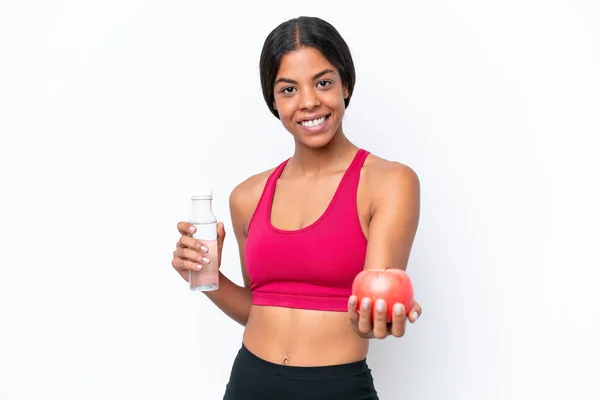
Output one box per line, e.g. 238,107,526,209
359,153,421,271
229,168,276,232
362,153,420,198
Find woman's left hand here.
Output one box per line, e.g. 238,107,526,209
348,296,422,339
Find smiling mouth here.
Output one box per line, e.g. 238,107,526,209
298,115,330,128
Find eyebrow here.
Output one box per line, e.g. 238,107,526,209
274,69,336,85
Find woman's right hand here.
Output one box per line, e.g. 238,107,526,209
171,221,226,282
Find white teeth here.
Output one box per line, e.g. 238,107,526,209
301,116,326,127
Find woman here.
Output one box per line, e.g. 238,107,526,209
171,16,422,399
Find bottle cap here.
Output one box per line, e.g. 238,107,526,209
191,189,213,199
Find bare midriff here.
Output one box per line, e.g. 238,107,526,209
243,305,369,366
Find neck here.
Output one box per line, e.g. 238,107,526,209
290,126,358,176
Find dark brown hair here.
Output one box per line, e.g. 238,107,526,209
259,16,356,119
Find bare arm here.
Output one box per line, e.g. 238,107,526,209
363,162,421,271
202,272,252,326
200,172,271,326
201,184,256,326
348,161,422,339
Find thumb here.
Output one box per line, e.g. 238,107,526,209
217,222,226,248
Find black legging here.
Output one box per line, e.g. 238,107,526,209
223,343,379,400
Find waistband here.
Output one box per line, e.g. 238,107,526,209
238,343,369,378
251,291,349,312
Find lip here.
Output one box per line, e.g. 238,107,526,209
297,114,330,123
297,114,331,134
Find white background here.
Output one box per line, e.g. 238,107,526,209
1,1,599,399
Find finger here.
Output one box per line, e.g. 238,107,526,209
177,269,190,282
408,300,422,323
372,299,388,339
174,247,211,267
391,303,407,337
177,221,196,237
217,222,226,250
217,222,226,238
178,236,208,253
347,296,359,325
357,297,373,334
172,257,203,272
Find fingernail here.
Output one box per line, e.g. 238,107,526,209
189,226,196,233
196,264,202,270
362,298,371,309
200,246,209,253
349,296,356,306
376,299,385,312
394,303,404,316
202,257,210,265
411,311,419,321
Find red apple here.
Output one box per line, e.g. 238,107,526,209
352,268,414,321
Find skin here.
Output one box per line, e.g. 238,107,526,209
172,46,422,366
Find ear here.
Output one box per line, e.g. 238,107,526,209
343,85,349,99
272,100,277,110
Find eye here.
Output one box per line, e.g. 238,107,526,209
317,80,332,88
280,86,296,94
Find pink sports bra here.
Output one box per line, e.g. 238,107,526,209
244,149,370,312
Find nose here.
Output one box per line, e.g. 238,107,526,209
298,87,320,111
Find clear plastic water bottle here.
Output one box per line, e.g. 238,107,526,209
189,189,219,291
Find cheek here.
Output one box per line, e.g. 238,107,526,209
274,90,345,120
273,101,296,129
325,90,346,109
276,99,297,119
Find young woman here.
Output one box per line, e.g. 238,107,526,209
171,16,422,400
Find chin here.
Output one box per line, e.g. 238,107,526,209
296,133,336,149
285,116,342,149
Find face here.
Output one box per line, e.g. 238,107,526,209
273,47,348,148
